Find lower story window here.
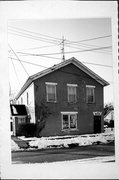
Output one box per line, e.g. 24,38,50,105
18,117,26,124
61,112,78,130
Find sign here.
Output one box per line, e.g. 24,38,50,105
93,112,102,116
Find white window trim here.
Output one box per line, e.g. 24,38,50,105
61,112,78,131
45,82,57,85
61,112,78,114
67,83,78,87
46,82,57,102
86,85,95,88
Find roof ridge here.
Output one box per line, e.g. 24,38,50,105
15,57,109,100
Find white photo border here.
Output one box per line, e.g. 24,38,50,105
0,1,119,179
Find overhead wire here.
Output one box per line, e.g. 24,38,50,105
9,57,21,87
8,25,62,41
8,57,48,68
8,31,60,45
8,26,112,54
8,44,30,77
8,44,57,52
65,35,112,44
14,46,112,57
64,43,111,55
9,56,113,85
8,56,112,68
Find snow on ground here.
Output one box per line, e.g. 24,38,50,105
11,139,20,151
17,130,114,150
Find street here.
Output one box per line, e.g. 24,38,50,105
12,142,114,164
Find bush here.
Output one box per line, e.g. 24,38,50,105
17,123,37,137
108,120,114,128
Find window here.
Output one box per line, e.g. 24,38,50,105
18,117,26,124
46,82,57,102
67,84,77,103
27,92,29,105
86,85,95,103
61,112,78,130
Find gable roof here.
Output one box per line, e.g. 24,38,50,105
15,57,109,99
104,110,114,119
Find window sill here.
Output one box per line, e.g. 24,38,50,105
62,128,78,132
86,102,95,104
67,101,77,104
47,101,57,103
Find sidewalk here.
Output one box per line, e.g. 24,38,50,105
12,136,29,149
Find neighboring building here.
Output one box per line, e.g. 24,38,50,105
10,104,30,136
15,57,109,136
104,110,114,123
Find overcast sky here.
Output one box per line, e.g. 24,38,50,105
8,18,113,104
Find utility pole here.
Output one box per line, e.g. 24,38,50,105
61,36,65,61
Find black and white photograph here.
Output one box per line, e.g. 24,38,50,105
0,1,119,179
9,18,115,163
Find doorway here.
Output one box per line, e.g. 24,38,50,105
94,115,101,133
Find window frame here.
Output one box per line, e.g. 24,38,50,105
61,112,78,131
46,82,57,102
86,85,95,103
67,84,78,103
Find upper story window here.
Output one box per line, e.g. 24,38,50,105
67,84,77,103
46,82,57,102
86,85,95,103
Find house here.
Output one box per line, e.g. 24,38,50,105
15,57,109,136
10,104,30,136
104,110,114,124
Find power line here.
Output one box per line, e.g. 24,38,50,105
65,35,112,45
8,44,57,52
8,26,112,56
9,26,111,45
8,26,112,52
8,44,30,77
65,43,111,55
10,57,21,87
8,25,62,41
9,57,112,84
76,42,112,53
8,28,61,45
8,56,112,69
8,57,48,68
15,46,112,57
8,31,60,45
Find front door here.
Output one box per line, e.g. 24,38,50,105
94,115,101,133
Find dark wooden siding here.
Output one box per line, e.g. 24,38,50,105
34,63,104,136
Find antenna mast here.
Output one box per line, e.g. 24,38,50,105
61,36,65,61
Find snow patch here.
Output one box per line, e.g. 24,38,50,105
11,139,20,151
26,131,114,150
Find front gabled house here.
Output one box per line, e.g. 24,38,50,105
15,57,109,136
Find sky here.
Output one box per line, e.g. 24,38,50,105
8,18,113,104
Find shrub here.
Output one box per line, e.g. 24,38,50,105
108,120,114,128
17,123,37,137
